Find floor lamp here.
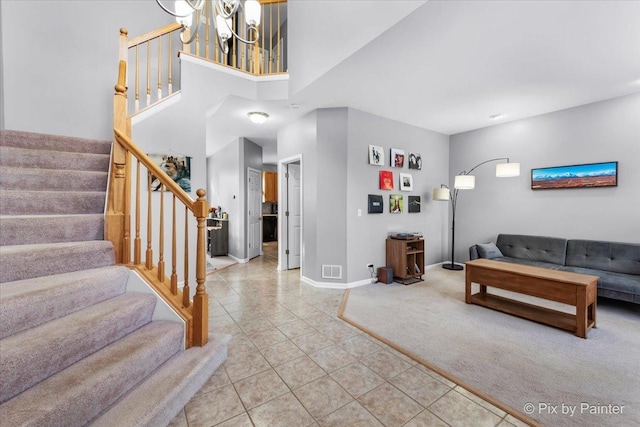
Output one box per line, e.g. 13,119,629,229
433,158,520,270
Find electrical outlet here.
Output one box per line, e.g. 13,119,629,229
367,263,374,268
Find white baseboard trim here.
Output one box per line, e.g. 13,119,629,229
228,254,250,264
430,261,465,268
301,276,373,290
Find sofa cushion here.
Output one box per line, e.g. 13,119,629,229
476,243,503,259
566,240,640,275
493,257,565,271
496,234,568,266
561,265,640,303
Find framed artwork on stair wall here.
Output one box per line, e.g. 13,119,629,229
147,153,192,193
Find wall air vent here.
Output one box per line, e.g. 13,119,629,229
321,265,342,280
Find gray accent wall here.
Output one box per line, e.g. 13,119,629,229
278,107,449,285
449,93,640,264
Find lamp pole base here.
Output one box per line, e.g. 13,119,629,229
442,263,464,271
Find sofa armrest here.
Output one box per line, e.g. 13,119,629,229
469,245,479,260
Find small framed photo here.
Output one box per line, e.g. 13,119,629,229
390,194,403,213
379,170,394,190
408,196,421,213
400,173,413,191
369,145,385,165
408,153,422,170
368,194,384,213
391,148,405,168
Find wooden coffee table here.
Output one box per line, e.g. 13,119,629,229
465,259,598,338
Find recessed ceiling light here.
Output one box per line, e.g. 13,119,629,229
289,103,300,109
247,111,269,124
489,114,504,120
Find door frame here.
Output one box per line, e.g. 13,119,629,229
277,154,303,272
247,166,262,260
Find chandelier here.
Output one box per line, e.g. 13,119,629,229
156,0,261,54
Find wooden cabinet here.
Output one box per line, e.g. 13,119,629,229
263,171,278,202
207,218,229,256
386,238,424,284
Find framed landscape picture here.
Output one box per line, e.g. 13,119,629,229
531,161,618,190
391,148,405,168
369,145,384,165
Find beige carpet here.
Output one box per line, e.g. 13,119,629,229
340,268,640,427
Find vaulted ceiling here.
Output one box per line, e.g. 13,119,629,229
206,1,640,162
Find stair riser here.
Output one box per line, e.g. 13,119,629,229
0,167,108,192
0,146,110,172
0,266,130,339
0,293,158,403
0,241,115,283
0,322,183,427
0,130,112,154
0,191,106,216
0,215,104,246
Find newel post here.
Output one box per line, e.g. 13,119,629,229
192,188,210,346
106,57,131,264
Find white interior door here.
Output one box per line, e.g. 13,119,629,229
248,167,261,260
287,163,301,269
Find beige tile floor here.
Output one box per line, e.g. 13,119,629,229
169,243,531,427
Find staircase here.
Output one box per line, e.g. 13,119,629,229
0,130,229,426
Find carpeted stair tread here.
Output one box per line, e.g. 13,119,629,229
0,166,108,191
0,190,106,215
0,321,183,427
90,333,232,427
0,130,112,154
0,146,110,171
0,240,115,283
0,292,157,403
0,214,105,246
0,266,130,339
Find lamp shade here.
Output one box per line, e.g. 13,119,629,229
216,15,232,39
454,175,475,189
244,0,261,25
175,0,193,27
433,187,450,201
496,162,521,177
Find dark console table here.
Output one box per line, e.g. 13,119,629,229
207,218,229,256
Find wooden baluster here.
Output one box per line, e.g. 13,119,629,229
182,205,190,308
146,41,151,108
168,34,173,95
134,159,141,264
270,3,273,74
146,170,153,270
135,45,140,112
277,2,281,73
182,27,191,54
205,0,210,60
171,194,178,295
195,25,200,57
233,15,238,69
158,182,165,282
157,36,162,102
192,188,209,346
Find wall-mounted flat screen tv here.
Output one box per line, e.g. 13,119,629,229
531,161,618,190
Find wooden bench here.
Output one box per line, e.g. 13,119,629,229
465,259,598,338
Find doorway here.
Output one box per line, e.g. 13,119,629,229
247,167,261,260
278,155,302,271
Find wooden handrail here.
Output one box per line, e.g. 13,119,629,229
114,129,195,209
128,22,182,48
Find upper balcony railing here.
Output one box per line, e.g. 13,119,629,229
123,0,287,117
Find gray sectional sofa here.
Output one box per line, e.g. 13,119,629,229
469,234,640,304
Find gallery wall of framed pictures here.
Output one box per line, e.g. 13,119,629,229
368,145,422,214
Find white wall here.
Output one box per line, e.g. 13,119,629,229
449,93,640,264
1,0,169,139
